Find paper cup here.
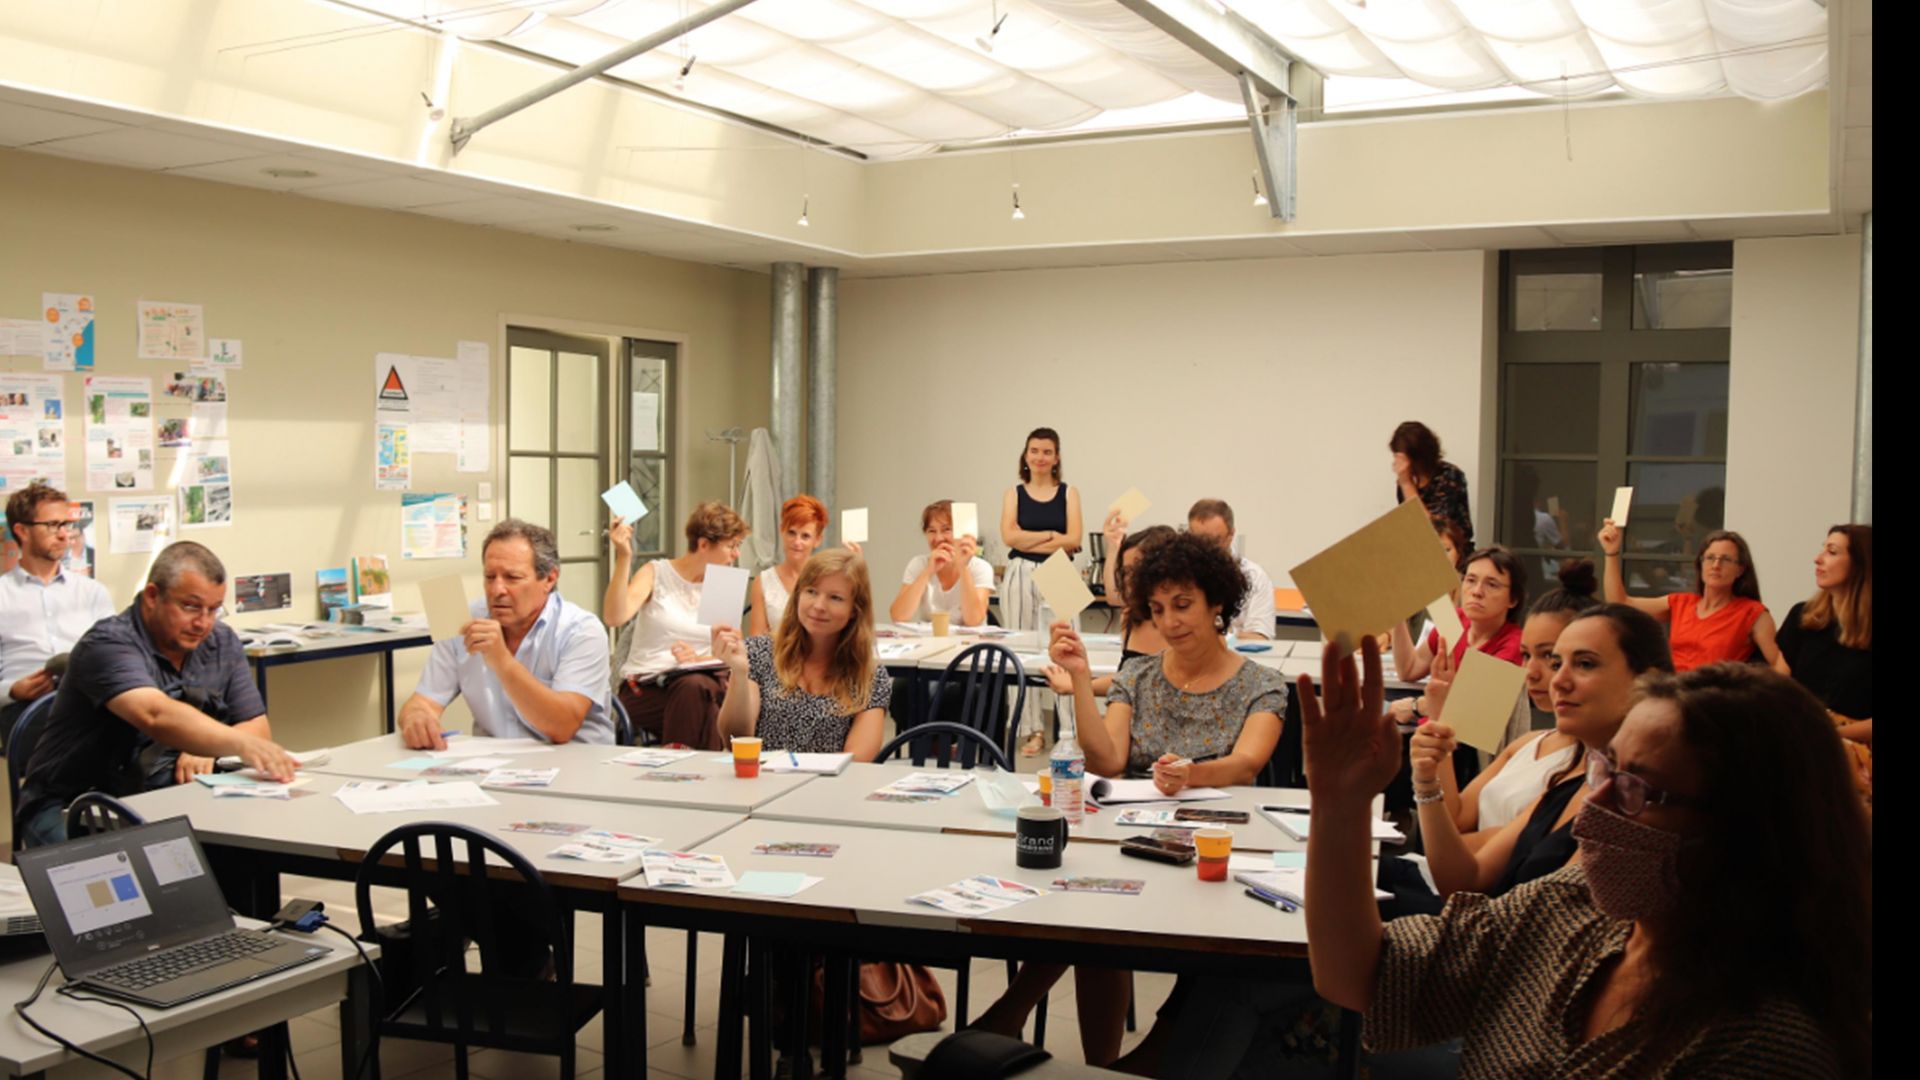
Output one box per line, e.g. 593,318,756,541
731,736,762,779
1194,826,1232,882
931,612,951,637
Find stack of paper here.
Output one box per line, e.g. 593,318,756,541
763,752,855,775
607,748,697,768
482,768,558,788
0,876,40,936
194,774,311,799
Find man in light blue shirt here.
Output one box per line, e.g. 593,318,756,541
398,518,612,748
3,481,115,745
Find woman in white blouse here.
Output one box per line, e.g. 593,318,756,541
604,500,748,748
889,499,993,627
749,494,827,636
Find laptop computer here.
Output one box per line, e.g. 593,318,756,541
15,816,329,1008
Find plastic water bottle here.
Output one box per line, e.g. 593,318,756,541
1051,730,1086,826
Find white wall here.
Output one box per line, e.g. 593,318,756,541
1,149,770,749
836,252,1494,593
1727,234,1864,615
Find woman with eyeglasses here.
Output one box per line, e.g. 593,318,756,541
1599,522,1782,673
1304,643,1870,1077
1417,604,1672,900
1388,546,1527,725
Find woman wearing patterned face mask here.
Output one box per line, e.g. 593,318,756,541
1302,644,1872,1077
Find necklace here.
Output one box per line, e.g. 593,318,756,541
1164,646,1225,692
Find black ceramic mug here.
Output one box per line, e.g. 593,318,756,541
1015,805,1068,870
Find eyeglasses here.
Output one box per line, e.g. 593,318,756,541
1700,554,1743,566
1585,753,1704,817
26,521,74,533
165,596,225,621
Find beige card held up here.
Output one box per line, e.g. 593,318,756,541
1290,499,1464,648
419,575,472,642
1031,549,1095,623
1425,594,1462,642
1441,649,1528,753
842,507,869,544
950,502,980,540
1108,488,1151,523
1610,486,1633,527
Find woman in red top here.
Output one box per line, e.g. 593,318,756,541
1599,523,1781,672
1389,546,1526,724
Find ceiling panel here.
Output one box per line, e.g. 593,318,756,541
0,100,123,147
31,126,258,170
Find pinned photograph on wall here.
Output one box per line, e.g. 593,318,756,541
234,572,292,614
950,501,980,540
180,482,233,529
109,496,173,554
191,441,231,484
841,507,869,544
164,372,226,403
157,417,192,448
62,500,96,578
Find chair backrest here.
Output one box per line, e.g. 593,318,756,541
610,694,635,747
354,821,572,1035
876,721,1013,773
65,792,146,839
926,643,1026,762
7,695,58,822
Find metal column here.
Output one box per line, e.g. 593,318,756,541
1852,211,1872,523
807,267,838,537
770,262,806,505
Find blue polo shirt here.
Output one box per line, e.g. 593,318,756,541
413,592,612,744
21,602,264,809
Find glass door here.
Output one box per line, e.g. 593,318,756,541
506,328,608,613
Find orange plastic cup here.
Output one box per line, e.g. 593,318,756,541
1194,827,1232,882
731,736,762,779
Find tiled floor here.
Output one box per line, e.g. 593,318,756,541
154,874,1173,1080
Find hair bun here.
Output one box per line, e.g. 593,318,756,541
1557,557,1598,598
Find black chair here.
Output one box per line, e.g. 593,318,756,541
875,721,1013,773
610,695,635,747
7,695,57,851
64,792,145,838
923,644,1026,765
354,822,602,1080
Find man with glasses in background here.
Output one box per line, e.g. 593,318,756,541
2,481,115,747
16,540,297,847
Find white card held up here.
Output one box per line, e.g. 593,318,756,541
1610,486,1633,527
601,481,649,524
1425,593,1461,642
696,564,751,628
418,574,472,642
842,507,869,544
1031,550,1095,622
1108,488,1151,523
950,502,980,540
1440,649,1528,754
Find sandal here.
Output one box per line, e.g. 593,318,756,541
1020,732,1046,757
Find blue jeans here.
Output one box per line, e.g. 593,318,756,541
17,796,68,848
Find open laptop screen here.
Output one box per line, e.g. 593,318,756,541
16,816,237,979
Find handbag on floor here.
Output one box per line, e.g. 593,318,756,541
812,961,949,1044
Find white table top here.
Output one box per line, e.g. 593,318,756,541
123,778,744,892
619,818,1310,958
750,761,1315,852
0,912,372,1076
306,733,819,814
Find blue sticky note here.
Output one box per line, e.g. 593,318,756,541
1272,851,1307,869
388,757,438,771
193,773,256,787
732,871,809,898
601,482,649,524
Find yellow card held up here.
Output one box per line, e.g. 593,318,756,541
1610,486,1633,527
950,502,980,540
842,507,869,544
1441,649,1528,753
1289,499,1464,648
1108,488,1151,523
419,574,472,642
1031,550,1095,623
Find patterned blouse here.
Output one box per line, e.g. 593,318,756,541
1371,864,1839,1078
743,636,890,754
1397,460,1474,552
1109,654,1288,777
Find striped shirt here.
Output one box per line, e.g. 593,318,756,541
1370,864,1839,1078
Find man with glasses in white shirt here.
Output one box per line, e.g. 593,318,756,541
16,540,297,847
1,481,115,747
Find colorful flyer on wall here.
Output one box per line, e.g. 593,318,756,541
400,492,468,560
42,293,94,372
83,376,154,492
109,496,174,555
376,421,410,491
137,300,206,361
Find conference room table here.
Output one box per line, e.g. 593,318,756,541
122,778,746,1078
240,620,434,733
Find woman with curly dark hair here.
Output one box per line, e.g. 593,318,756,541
974,533,1287,1065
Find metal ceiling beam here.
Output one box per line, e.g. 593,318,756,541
1111,0,1313,221
450,0,762,154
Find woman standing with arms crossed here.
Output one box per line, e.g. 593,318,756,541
1000,427,1082,755
1599,520,1781,672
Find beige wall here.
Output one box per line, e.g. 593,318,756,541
1727,234,1864,616
1,149,769,748
837,251,1494,592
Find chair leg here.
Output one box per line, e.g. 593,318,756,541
846,957,863,1065
716,934,746,1080
453,1043,469,1080
1034,996,1048,1048
749,941,773,1080
684,932,699,1045
201,1046,221,1080
559,1042,576,1080
788,948,814,1080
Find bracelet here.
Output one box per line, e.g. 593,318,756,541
1413,787,1445,806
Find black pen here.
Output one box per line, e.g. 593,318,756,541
1242,887,1300,913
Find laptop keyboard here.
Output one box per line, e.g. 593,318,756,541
93,930,281,991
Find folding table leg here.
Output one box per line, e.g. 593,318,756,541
715,934,746,1080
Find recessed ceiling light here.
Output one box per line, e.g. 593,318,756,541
262,167,319,179
570,223,619,233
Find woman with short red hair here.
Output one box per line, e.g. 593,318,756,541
749,494,828,636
